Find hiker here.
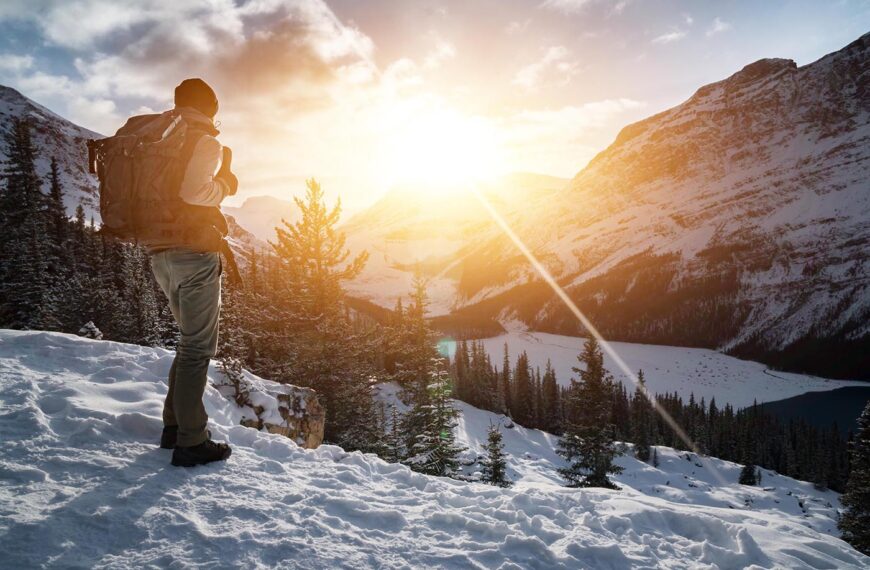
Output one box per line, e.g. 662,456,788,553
89,78,239,466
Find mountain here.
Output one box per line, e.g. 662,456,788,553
346,33,870,378
0,85,101,219
222,195,299,242
343,173,569,314
2,329,867,568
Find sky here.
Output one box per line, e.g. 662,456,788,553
0,0,868,213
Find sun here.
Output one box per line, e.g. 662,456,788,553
379,106,506,190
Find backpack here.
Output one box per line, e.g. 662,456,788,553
86,111,226,251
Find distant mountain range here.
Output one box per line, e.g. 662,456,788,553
341,33,870,378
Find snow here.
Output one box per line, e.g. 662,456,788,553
468,331,868,408
3,330,867,569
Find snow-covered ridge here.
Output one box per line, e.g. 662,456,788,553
0,84,101,220
2,330,866,568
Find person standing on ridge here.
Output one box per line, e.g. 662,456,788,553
90,78,239,466
150,78,239,466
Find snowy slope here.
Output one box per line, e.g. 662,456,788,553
0,84,101,219
375,382,847,539
470,331,868,408
2,330,868,569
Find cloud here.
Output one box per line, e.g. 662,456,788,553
512,46,580,90
706,17,732,37
496,98,647,174
423,40,456,69
539,0,592,13
540,0,629,15
651,30,687,44
505,20,530,35
0,54,33,72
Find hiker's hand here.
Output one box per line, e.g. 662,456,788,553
217,146,237,195
221,146,232,170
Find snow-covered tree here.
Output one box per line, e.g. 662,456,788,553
404,369,465,478
557,337,623,489
480,423,511,487
382,404,405,464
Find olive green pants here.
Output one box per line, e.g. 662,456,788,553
150,249,221,448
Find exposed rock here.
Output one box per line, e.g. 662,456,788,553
216,370,325,449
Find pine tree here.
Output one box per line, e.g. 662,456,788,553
500,343,512,416
271,178,367,319
404,369,465,478
632,370,652,462
383,404,405,463
511,352,533,426
739,463,759,486
541,360,560,433
839,400,870,555
480,423,511,487
46,157,67,251
557,337,623,489
270,178,381,452
0,116,50,329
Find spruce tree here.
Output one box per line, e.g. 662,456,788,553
541,360,560,433
557,337,623,489
739,463,759,486
481,423,511,487
632,370,652,462
383,404,406,463
271,178,367,318
404,369,465,478
839,400,870,555
0,117,50,329
511,352,533,426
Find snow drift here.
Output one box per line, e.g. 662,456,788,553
1,330,867,569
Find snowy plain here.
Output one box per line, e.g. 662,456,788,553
469,331,868,409
1,330,867,569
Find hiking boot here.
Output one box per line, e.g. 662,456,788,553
160,425,178,449
171,439,232,467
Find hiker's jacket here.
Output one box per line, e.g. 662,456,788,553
176,107,233,208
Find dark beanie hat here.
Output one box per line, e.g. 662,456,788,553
174,78,218,118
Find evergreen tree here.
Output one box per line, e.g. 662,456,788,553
270,178,381,452
500,343,512,416
631,370,652,462
404,369,465,478
0,117,50,329
739,463,759,486
480,423,511,487
511,352,533,426
383,404,406,463
557,338,623,489
839,400,870,555
541,360,560,433
271,178,367,319
46,157,67,251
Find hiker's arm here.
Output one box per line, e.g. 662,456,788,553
178,136,232,207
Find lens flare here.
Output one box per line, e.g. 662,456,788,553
468,183,727,485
